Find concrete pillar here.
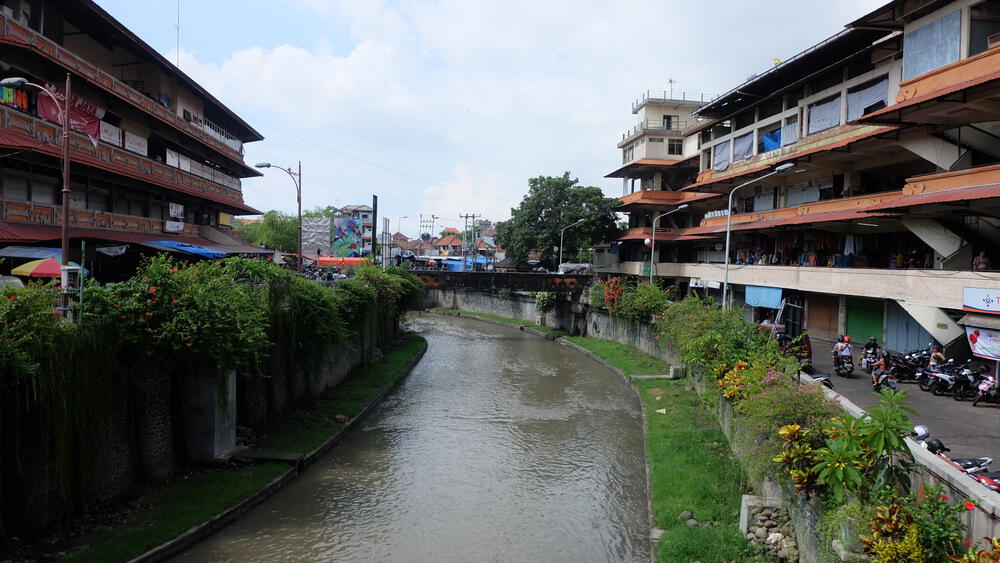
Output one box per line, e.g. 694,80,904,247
180,370,237,462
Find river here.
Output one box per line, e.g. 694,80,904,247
174,314,650,562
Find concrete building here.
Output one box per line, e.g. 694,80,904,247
608,0,1000,364
0,0,264,276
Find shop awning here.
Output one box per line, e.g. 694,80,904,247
0,245,61,259
140,240,227,259
746,285,783,309
958,313,1000,331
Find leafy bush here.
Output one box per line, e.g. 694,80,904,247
587,281,605,309
533,291,556,314
616,282,670,322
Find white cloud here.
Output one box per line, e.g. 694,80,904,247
155,0,888,238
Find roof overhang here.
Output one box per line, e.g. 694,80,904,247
848,0,953,31
616,190,720,212
605,156,697,178
866,183,1000,211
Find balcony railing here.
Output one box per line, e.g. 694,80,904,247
0,14,247,165
620,119,697,144
632,90,712,113
1,197,201,237
0,104,249,209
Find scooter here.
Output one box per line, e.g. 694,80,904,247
872,368,897,392
892,347,932,383
973,371,1000,407
861,349,879,373
834,356,855,377
811,373,834,390
952,363,989,401
918,359,955,392
913,427,992,475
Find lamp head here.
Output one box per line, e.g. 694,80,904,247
254,162,271,169
774,163,794,172
677,204,690,210
644,238,652,248
0,77,27,89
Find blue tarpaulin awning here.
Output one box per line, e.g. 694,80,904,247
0,245,61,259
746,285,783,309
141,240,227,259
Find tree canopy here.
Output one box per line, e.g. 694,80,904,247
236,210,298,252
495,172,620,264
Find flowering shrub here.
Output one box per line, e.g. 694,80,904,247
602,276,624,312
533,291,556,314
588,280,605,309
862,485,973,560
0,282,69,386
616,282,671,322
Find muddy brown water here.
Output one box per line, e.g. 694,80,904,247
173,314,650,562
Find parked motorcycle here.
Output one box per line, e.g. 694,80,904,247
811,373,834,390
973,371,1000,407
918,359,955,392
861,349,879,373
892,345,933,384
913,426,993,475
952,363,989,401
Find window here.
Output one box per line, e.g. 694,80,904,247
807,96,841,135
2,175,27,201
663,115,675,128
970,2,1000,56
668,139,683,155
31,179,57,205
649,137,664,143
903,10,961,80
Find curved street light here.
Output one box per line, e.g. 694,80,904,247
1,75,73,315
722,162,795,309
559,218,585,267
649,203,689,284
255,161,302,273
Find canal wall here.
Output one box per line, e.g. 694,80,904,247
0,314,398,534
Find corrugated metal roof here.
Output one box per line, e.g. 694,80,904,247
959,313,1000,331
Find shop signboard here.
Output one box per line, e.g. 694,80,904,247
168,202,184,219
963,287,1000,314
100,121,122,146
967,325,1000,361
164,220,184,233
124,131,148,156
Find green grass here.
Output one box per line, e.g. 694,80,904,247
563,336,671,376
256,332,427,452
62,462,288,563
635,379,750,562
62,333,427,563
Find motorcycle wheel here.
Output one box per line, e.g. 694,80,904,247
919,377,932,392
931,381,946,396
953,387,965,400
888,378,897,390
973,394,984,407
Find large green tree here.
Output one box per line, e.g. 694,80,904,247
236,210,298,252
495,172,620,264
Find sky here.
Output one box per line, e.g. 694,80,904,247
94,0,887,238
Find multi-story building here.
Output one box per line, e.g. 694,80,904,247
335,204,374,254
0,0,265,278
608,0,1000,364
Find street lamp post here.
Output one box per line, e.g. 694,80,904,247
255,161,302,273
1,74,72,315
649,203,689,284
396,215,407,258
722,162,795,308
559,218,585,268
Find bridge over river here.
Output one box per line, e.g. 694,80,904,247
414,271,591,293
173,313,650,562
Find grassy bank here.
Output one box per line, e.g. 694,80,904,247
565,336,748,562
433,307,568,337
62,333,427,563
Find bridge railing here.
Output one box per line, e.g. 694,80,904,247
415,271,591,293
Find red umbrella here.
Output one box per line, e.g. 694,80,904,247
11,258,63,277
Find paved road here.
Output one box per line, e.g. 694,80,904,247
810,338,1000,465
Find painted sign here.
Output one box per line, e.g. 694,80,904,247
333,218,363,257
100,121,122,146
168,202,184,219
164,220,185,233
967,326,1000,361
963,287,1000,314
124,131,148,156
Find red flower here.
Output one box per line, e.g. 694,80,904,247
171,299,178,304
941,494,950,501
51,309,60,316
149,286,157,294
967,539,973,547
966,501,976,510
169,268,178,273
215,261,221,265
113,303,121,308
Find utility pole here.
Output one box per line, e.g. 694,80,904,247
459,213,480,272
419,214,438,241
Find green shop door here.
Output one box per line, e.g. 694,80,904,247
846,297,884,345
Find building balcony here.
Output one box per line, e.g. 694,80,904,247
695,191,903,232
618,120,692,147
617,189,720,211
896,46,1000,110
0,14,248,168
0,105,257,214
1,197,202,238
614,261,997,311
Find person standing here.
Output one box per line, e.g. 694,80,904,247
973,250,990,271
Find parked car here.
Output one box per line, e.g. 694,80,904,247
0,275,24,288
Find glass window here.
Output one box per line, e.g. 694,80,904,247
903,10,961,81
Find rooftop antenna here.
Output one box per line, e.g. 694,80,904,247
175,0,180,68
667,77,676,99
